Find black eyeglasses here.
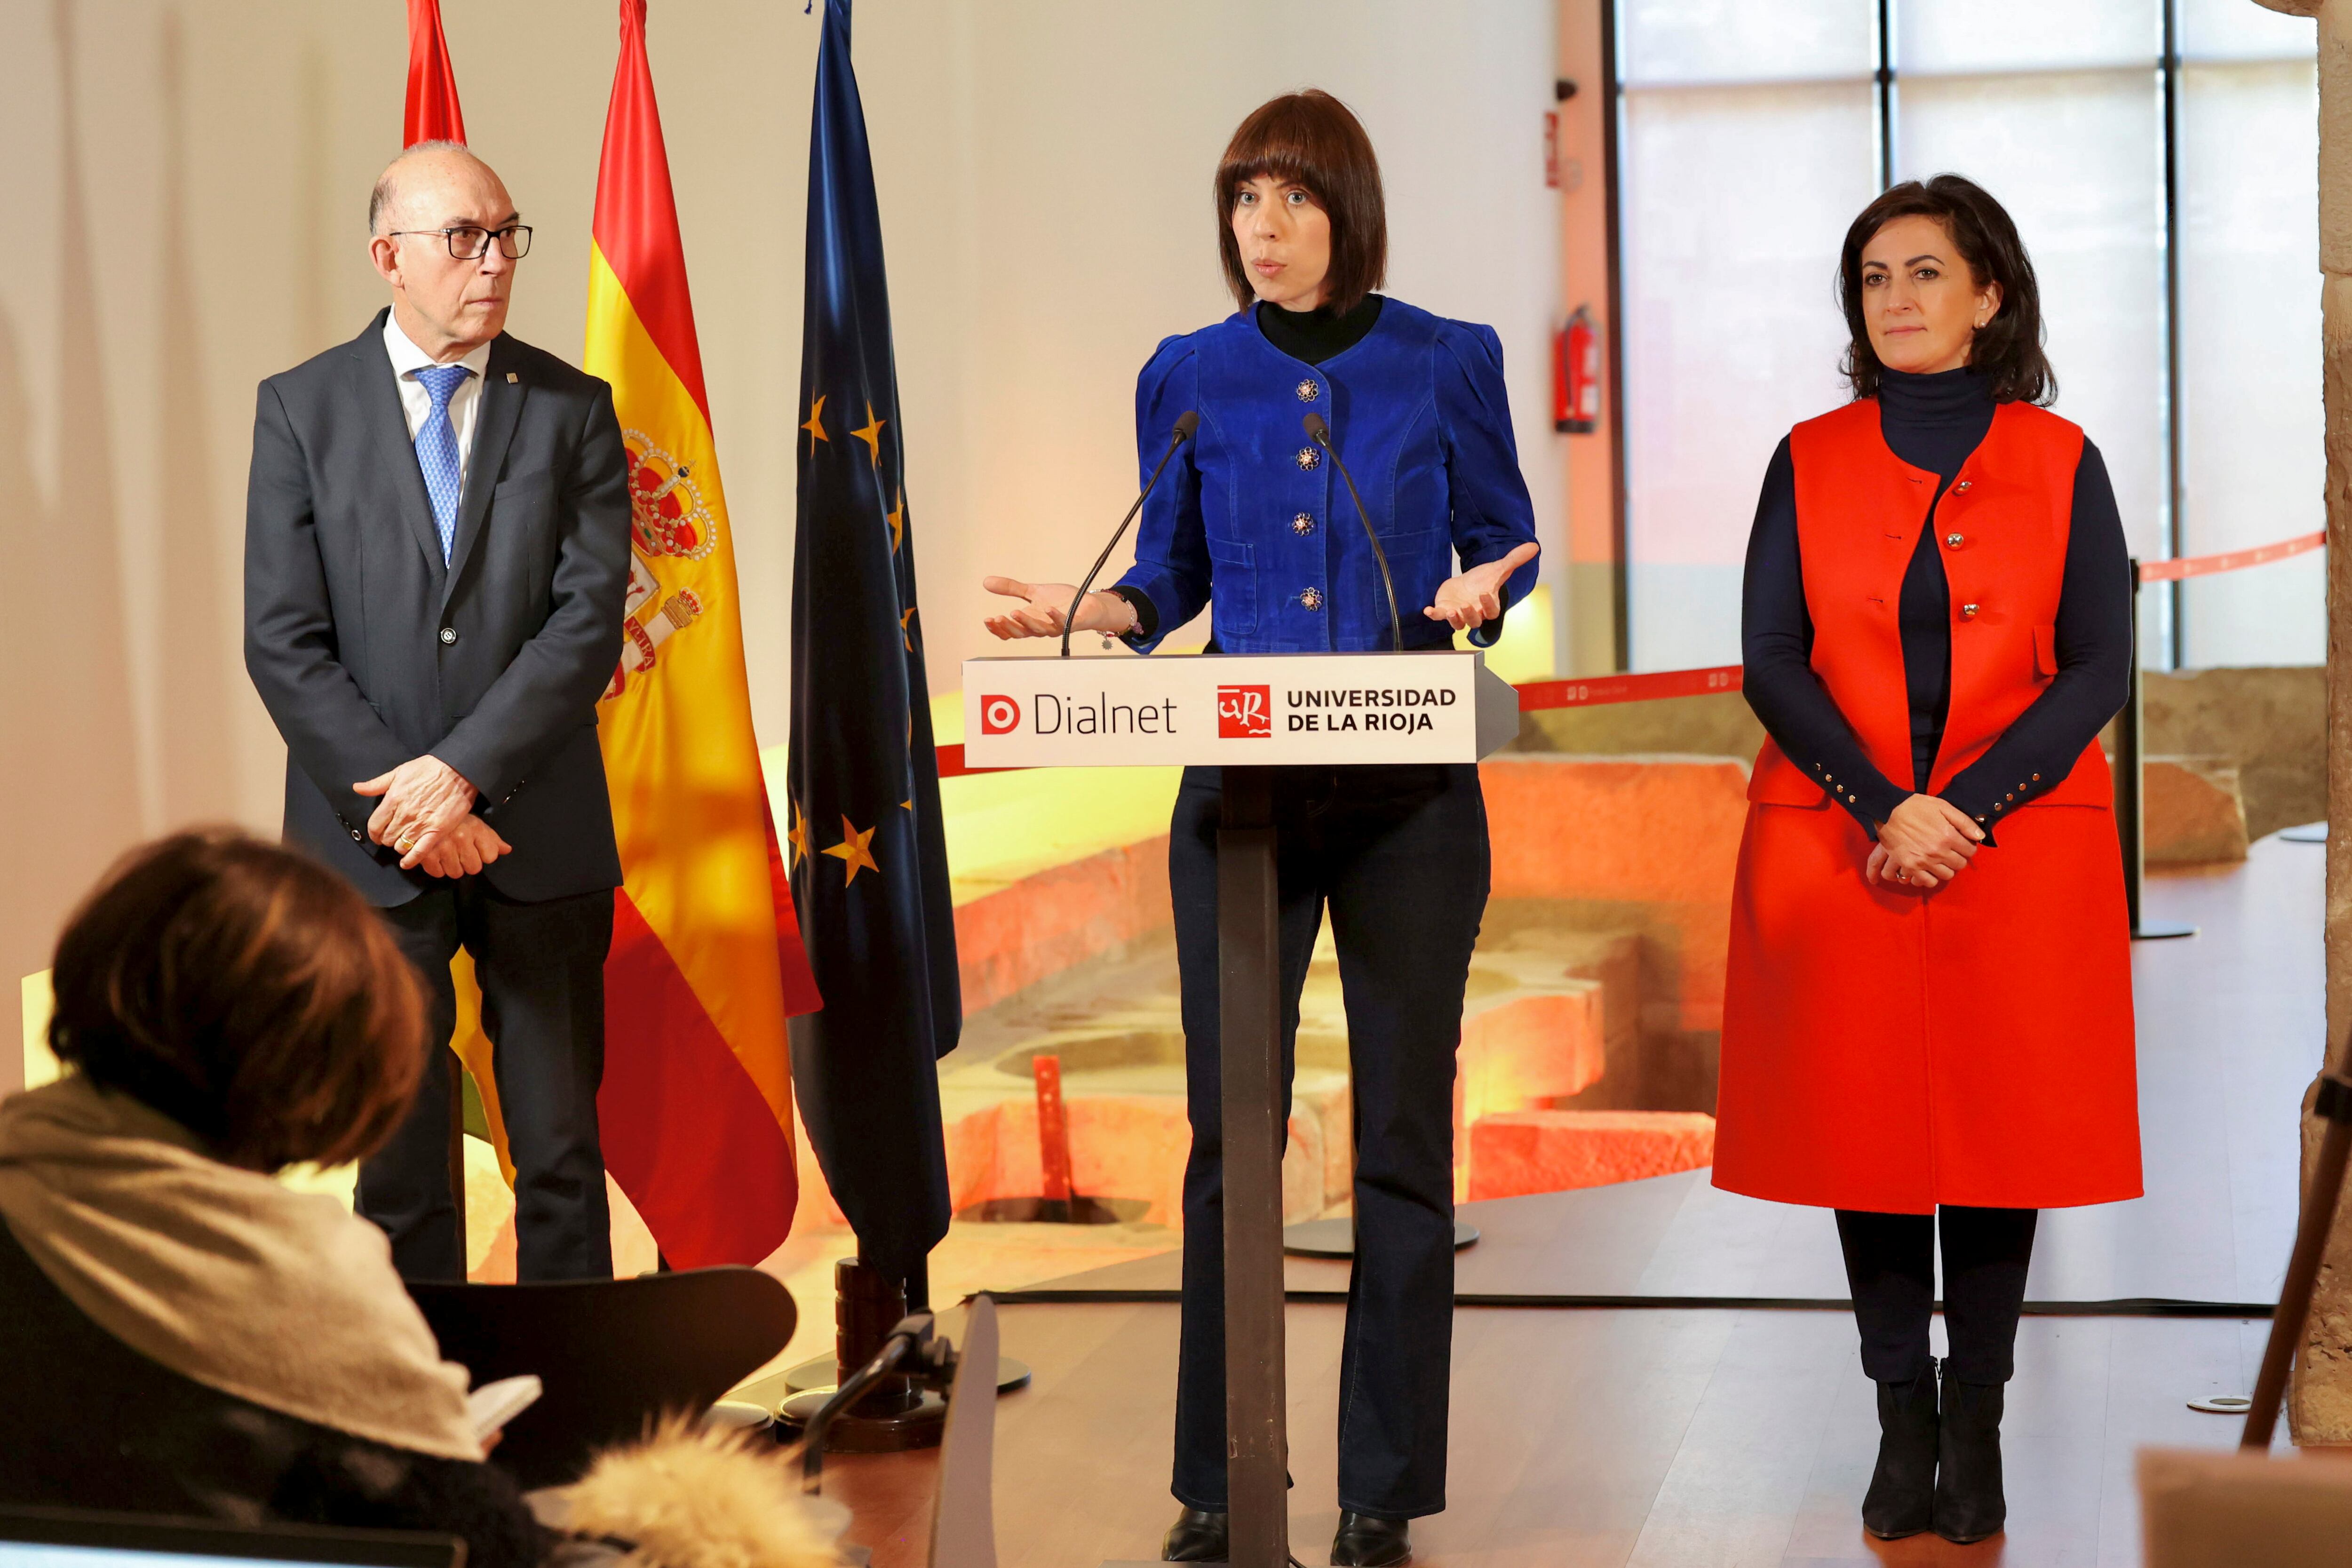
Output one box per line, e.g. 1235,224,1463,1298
386,223,533,261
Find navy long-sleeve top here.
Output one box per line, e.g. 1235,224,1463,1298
1740,366,2132,833
1111,294,1540,654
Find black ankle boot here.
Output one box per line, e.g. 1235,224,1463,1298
1934,1372,2007,1543
1160,1508,1227,1562
1330,1512,1412,1568
1860,1367,1939,1539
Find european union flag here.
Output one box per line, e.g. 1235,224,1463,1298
786,0,956,1292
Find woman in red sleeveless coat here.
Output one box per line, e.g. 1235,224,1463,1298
1716,177,2140,1546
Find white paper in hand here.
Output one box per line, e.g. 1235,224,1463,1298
468,1373,543,1442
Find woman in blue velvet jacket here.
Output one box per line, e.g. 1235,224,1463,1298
981,89,1538,1568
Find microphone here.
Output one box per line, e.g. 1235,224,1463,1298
1304,412,1404,653
1062,411,1200,657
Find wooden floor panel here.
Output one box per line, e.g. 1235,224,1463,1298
824,1302,2274,1567
826,838,2319,1564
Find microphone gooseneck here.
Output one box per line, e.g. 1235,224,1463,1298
1062,411,1200,658
1304,412,1404,653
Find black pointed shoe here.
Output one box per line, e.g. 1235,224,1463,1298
1160,1509,1228,1563
1933,1374,2008,1544
1330,1512,1412,1568
1861,1367,1939,1539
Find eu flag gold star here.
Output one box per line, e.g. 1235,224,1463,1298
886,492,905,554
786,798,814,869
900,606,917,652
801,395,828,448
822,815,880,885
852,404,887,464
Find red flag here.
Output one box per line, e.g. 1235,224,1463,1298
404,0,467,146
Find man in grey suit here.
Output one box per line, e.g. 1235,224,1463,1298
244,142,631,1281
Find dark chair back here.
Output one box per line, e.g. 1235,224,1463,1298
408,1267,796,1488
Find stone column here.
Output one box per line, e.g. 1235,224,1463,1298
2258,0,2352,1445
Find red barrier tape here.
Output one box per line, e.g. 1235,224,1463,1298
935,743,1002,781
1517,664,1741,712
2137,529,2324,583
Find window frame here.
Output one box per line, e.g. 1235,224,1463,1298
1604,0,2313,672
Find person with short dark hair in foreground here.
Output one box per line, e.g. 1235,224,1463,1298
0,830,541,1565
0,831,855,1567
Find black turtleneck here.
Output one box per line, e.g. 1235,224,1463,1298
1882,367,1996,786
1255,294,1384,365
1740,367,2132,835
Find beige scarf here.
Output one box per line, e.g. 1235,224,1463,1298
0,1074,481,1461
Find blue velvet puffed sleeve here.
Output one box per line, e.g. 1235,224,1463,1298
1430,322,1541,648
1112,336,1207,653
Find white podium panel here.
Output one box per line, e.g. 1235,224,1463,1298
960,649,1521,768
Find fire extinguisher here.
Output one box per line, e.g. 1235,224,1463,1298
1554,305,1600,434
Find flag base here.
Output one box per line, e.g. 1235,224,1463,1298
776,1386,947,1452
777,1351,1032,1396
771,1256,950,1452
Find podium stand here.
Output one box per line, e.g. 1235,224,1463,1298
964,650,1521,1568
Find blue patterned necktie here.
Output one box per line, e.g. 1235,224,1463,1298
412,363,472,564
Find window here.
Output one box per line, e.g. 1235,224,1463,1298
1613,0,2320,671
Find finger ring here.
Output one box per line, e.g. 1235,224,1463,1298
396,836,416,853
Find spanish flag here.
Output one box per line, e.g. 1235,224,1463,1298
573,0,820,1268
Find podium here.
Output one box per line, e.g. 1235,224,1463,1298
963,650,1521,1568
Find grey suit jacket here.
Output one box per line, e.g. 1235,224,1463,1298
244,310,631,907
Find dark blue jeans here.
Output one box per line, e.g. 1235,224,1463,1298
1168,763,1489,1520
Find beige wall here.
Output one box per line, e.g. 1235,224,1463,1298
0,0,1564,1030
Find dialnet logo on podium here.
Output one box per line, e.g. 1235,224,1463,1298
979,694,1021,736
1217,685,1272,739
962,651,1496,766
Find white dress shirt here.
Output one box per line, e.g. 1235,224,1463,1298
382,313,494,491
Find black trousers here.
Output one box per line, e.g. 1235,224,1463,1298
1169,764,1488,1520
361,880,616,1283
1835,1206,2038,1385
